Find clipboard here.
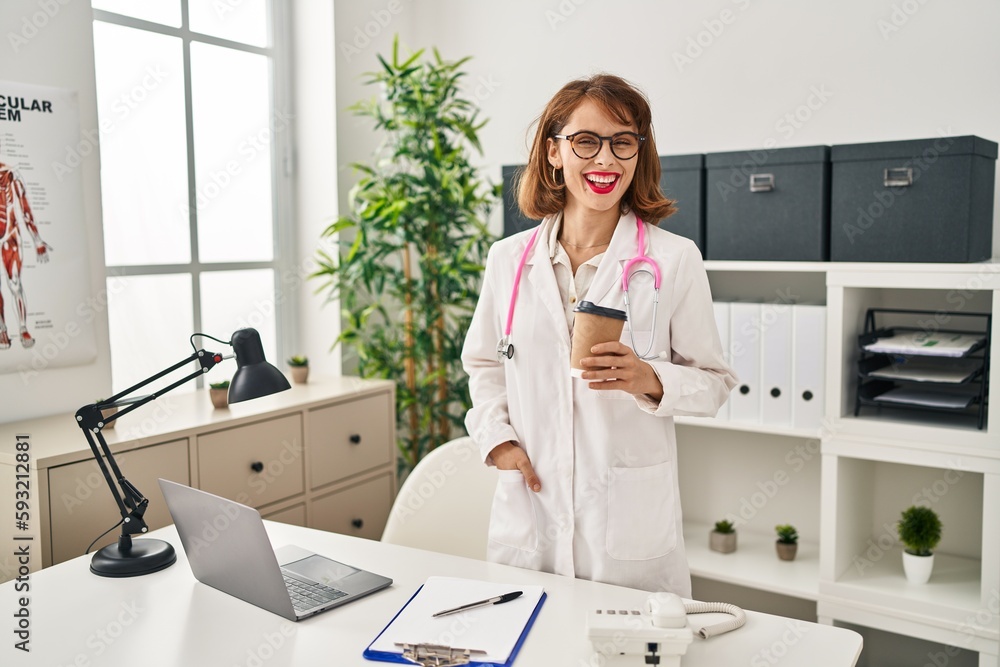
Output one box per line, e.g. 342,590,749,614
362,577,547,667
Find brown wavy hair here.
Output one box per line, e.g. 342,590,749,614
516,74,676,223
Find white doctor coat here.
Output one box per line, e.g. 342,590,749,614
462,211,736,595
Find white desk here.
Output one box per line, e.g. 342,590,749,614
0,522,862,666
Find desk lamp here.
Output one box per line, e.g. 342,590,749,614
74,328,290,577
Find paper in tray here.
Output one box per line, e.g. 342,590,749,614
863,332,985,357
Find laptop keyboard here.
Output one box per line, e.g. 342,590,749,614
282,572,348,612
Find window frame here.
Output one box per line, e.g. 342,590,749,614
92,0,296,390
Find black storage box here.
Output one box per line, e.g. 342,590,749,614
705,145,830,261
830,136,997,263
658,154,705,255
502,165,539,238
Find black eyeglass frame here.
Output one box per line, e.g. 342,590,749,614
552,131,646,160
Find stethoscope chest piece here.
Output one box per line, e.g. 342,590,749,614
496,337,514,363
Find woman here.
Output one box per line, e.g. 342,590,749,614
461,74,736,596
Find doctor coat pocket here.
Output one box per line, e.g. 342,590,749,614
488,470,538,552
606,461,677,560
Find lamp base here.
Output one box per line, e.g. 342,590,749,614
90,538,177,577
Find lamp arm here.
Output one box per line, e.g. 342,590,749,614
74,348,227,548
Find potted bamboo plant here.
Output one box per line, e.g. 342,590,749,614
898,505,942,584
312,36,497,479
775,524,799,561
710,519,737,554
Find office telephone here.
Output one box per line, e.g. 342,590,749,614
587,593,746,666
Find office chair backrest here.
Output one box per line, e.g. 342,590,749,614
381,436,497,560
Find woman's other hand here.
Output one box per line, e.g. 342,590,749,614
489,441,541,492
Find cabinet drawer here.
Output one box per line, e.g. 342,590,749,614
48,439,189,566
197,414,303,508
308,393,392,489
311,474,393,541
262,503,306,527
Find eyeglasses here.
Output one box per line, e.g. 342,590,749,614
552,131,645,160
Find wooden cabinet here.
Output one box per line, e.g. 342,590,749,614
0,377,395,574
47,438,190,565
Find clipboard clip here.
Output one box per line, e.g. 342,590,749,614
395,642,488,666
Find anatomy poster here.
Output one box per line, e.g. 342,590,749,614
0,81,95,375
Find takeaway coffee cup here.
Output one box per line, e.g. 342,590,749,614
570,301,627,378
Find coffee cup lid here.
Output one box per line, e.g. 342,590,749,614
573,300,627,321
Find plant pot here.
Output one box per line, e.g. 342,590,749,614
776,541,798,561
902,551,934,584
210,388,229,409
100,407,118,430
710,531,736,554
290,366,309,384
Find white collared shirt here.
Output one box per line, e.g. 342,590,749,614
547,216,605,334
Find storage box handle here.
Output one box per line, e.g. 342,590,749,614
749,173,774,192
883,167,913,187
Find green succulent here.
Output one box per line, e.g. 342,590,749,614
713,520,735,534
288,355,308,367
775,524,799,544
209,380,230,390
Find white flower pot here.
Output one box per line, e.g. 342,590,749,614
902,551,934,584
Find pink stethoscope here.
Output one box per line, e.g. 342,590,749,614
496,216,663,363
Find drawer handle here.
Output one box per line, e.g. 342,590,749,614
802,390,814,401
883,167,913,188
770,387,781,398
349,434,362,445
749,173,774,192
250,461,264,473
351,518,364,529
739,385,750,395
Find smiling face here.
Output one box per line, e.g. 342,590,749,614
547,98,638,223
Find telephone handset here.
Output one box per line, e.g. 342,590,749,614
587,593,747,666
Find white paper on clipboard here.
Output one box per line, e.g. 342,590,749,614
367,577,545,664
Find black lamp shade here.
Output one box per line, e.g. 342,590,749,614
228,328,291,403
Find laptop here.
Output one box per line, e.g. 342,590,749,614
158,478,393,621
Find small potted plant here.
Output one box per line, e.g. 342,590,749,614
209,380,230,409
710,519,737,554
287,355,309,384
96,398,118,430
898,505,942,584
775,524,799,561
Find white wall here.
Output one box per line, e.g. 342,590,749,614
0,0,112,422
292,2,342,379
335,0,1000,252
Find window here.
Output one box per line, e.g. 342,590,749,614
92,0,292,393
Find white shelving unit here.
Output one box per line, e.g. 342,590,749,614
676,259,1000,667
